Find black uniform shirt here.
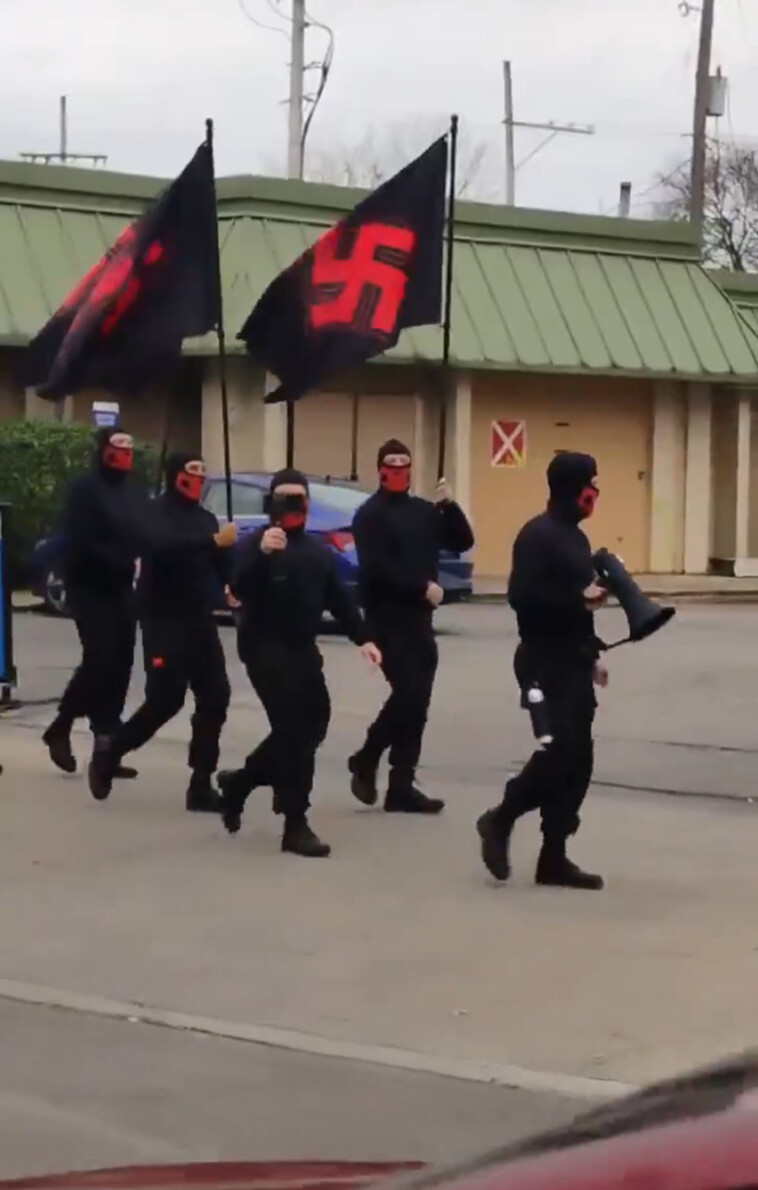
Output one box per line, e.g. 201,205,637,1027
62,468,144,598
136,490,226,619
232,527,367,649
353,490,474,629
508,509,599,664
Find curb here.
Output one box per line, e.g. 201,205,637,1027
0,977,633,1104
469,592,758,606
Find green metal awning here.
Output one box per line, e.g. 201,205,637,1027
2,159,758,382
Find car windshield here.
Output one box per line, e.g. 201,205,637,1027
204,480,266,518
309,481,369,517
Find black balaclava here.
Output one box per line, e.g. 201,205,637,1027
94,425,133,479
268,467,309,531
377,438,412,495
165,451,204,504
547,452,598,523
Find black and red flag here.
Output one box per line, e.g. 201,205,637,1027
238,137,448,403
25,142,218,400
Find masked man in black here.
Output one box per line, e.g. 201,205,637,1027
218,468,382,858
348,439,474,815
477,452,608,891
87,451,237,810
43,427,144,780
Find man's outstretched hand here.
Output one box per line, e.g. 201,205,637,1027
361,642,382,667
214,522,238,549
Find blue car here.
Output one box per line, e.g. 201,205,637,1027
29,472,474,614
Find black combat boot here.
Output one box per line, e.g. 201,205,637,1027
476,807,513,882
348,753,378,806
535,840,604,891
217,770,246,834
42,720,77,774
384,786,444,815
281,816,331,858
114,763,138,780
87,736,117,801
186,772,222,814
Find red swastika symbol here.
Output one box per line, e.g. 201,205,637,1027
309,222,415,335
61,225,165,339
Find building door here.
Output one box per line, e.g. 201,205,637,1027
471,375,652,579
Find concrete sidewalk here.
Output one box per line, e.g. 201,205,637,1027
1,723,758,1097
473,573,758,602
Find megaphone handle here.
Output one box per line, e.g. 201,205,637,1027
600,636,631,651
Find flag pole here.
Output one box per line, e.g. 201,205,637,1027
205,118,234,523
437,113,458,481
286,400,295,467
349,392,359,482
155,388,175,496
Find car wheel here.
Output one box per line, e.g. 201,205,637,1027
45,569,68,616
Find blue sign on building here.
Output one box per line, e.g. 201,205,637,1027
91,400,120,429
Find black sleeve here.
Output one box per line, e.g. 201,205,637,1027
435,500,474,553
200,510,232,588
63,476,135,577
230,529,269,601
353,503,428,605
137,501,217,560
507,525,588,617
324,554,367,646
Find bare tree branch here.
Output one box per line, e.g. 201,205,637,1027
654,140,758,271
305,117,497,201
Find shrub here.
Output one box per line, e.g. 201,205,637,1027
0,420,157,586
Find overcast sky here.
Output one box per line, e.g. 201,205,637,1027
0,0,755,217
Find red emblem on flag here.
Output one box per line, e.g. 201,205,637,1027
491,420,526,468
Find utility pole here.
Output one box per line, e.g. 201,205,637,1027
502,61,594,206
689,0,716,227
20,95,107,167
503,61,515,206
618,182,632,217
288,0,306,179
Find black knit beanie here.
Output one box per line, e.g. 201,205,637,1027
270,467,309,493
377,439,412,468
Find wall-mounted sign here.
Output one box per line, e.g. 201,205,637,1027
491,419,526,468
91,400,120,429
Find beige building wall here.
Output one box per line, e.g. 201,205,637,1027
202,355,266,474
710,389,738,562
0,349,27,422
649,381,687,573
470,373,653,578
747,396,758,558
683,383,713,574
287,367,428,491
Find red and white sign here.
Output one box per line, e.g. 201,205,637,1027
491,419,526,468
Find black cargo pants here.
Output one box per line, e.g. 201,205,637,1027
57,587,136,737
226,638,331,821
114,615,230,776
500,644,596,843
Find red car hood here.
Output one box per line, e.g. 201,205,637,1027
0,1162,422,1190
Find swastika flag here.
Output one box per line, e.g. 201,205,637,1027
491,420,526,468
238,138,448,404
25,143,217,400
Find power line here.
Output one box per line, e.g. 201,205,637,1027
236,0,289,39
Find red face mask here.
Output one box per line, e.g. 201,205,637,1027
280,511,306,529
379,464,411,494
102,444,133,472
176,471,204,503
577,484,599,518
